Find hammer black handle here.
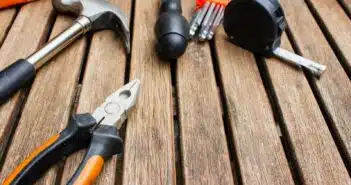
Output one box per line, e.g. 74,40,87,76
0,59,35,103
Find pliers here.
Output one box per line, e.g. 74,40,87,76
2,79,141,185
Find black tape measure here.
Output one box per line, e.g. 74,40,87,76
223,0,287,56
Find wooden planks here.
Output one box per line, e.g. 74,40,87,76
0,0,53,162
0,14,87,184
0,8,16,46
122,0,175,185
175,1,235,185
215,28,295,185
59,0,131,184
264,34,351,185
306,0,351,74
281,0,351,166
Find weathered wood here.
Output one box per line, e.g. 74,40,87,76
0,14,86,184
264,34,351,184
306,0,351,74
175,1,235,185
122,0,175,185
0,0,53,163
59,0,131,184
215,28,295,185
281,0,351,168
0,8,16,46
338,0,351,15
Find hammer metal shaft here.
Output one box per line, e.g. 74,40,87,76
27,16,91,70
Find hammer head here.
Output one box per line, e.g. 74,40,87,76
53,0,130,52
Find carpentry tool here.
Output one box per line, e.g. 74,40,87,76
223,0,326,77
189,0,229,41
0,0,130,103
155,0,189,60
0,0,37,9
1,79,140,185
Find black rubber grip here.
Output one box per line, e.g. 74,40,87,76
0,59,35,103
6,114,96,185
67,125,123,185
161,0,182,13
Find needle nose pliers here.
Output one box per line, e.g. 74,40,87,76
2,79,141,185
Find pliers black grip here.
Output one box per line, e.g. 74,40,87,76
2,79,140,185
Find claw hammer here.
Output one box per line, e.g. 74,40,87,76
0,0,130,103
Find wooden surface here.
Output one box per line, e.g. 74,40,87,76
60,0,131,184
0,13,87,184
176,1,234,185
0,0,350,184
264,34,351,185
122,0,175,185
281,0,351,166
306,0,351,74
0,8,16,46
0,0,53,162
339,0,351,14
215,29,295,185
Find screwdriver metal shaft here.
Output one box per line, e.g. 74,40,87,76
199,4,220,41
198,2,216,41
190,1,210,38
207,5,224,40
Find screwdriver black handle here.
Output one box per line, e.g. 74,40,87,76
1,114,96,185
160,0,182,13
67,125,123,185
155,0,189,60
0,59,36,104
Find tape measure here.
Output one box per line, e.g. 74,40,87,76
223,0,287,56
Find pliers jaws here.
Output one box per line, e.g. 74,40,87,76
92,79,140,129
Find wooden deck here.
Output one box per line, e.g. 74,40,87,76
0,0,350,184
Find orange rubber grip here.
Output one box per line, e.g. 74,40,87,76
2,134,59,185
0,0,36,9
73,156,105,185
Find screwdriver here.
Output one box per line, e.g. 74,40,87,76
207,5,225,40
189,0,229,41
155,0,189,60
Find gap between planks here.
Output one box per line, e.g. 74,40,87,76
209,39,243,185
303,0,351,79
337,0,351,18
0,0,56,172
0,7,18,47
58,0,132,184
281,0,351,175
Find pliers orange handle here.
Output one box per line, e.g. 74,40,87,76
1,80,140,185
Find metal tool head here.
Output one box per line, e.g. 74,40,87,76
52,0,130,52
92,79,141,129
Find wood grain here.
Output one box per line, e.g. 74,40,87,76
122,0,175,185
0,8,16,46
0,14,86,184
175,1,235,185
215,28,295,185
265,34,351,184
281,0,351,167
59,0,131,184
0,0,53,163
306,0,351,74
339,0,351,15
